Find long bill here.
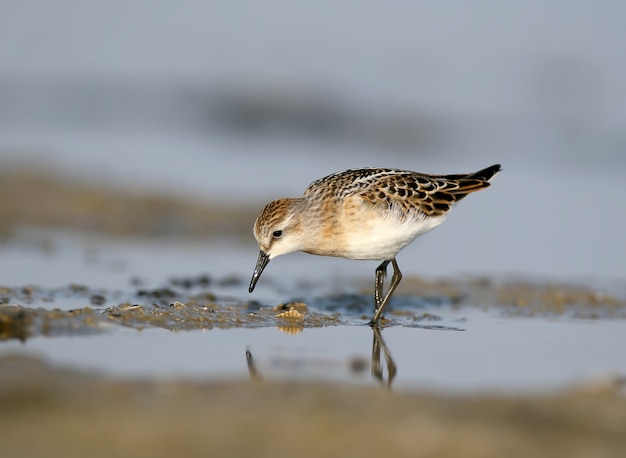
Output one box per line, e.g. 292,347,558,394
249,251,270,293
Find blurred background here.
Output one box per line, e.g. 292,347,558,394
1,0,625,284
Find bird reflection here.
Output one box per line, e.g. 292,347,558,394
245,346,261,381
370,324,396,387
245,325,397,387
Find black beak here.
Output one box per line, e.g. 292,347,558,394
249,251,270,293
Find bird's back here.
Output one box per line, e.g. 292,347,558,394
304,164,501,218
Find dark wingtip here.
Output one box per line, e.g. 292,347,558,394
470,164,502,181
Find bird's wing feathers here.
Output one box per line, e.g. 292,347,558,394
305,166,500,218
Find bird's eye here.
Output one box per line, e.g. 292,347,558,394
272,230,283,238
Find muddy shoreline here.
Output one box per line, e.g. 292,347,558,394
0,167,257,239
2,168,626,457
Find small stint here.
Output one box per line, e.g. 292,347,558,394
248,165,501,323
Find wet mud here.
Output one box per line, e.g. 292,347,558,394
395,276,626,319
2,275,624,342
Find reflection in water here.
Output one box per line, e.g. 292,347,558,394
245,326,397,387
371,325,396,388
245,347,261,381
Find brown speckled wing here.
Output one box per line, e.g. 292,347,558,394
354,170,462,217
305,165,500,218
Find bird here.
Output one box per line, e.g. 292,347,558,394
248,164,501,324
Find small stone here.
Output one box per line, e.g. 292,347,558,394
272,301,308,313
276,309,304,320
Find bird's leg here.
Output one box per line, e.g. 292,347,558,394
374,260,389,312
370,258,402,325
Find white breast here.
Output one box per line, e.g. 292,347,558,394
341,212,447,260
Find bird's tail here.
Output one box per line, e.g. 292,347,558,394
466,164,502,182
444,163,502,201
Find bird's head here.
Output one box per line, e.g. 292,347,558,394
248,198,305,292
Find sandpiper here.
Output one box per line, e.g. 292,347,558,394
249,164,501,324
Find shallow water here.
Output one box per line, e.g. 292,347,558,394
1,230,624,393
2,308,624,393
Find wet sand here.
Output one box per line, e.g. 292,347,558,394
2,354,625,458
0,167,257,239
